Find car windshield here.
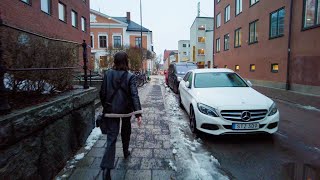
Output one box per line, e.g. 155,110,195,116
194,72,248,88
176,65,197,75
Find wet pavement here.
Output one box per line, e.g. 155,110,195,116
161,76,320,180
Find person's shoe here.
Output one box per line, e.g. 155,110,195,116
103,169,111,180
124,150,131,159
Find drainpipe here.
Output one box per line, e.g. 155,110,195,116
286,0,293,90
213,1,216,67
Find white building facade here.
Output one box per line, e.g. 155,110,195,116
190,17,214,68
178,40,191,62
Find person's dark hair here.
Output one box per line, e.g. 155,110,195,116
113,51,129,71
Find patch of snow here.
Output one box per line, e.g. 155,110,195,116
169,160,177,171
172,149,177,155
74,153,85,160
62,175,68,178
85,127,102,150
301,105,320,112
68,165,75,169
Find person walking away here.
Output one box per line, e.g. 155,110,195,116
99,51,142,180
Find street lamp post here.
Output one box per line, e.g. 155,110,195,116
140,0,143,73
82,40,89,89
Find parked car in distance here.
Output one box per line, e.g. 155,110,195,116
168,62,198,93
179,68,279,135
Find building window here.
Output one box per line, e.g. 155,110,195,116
271,64,279,73
198,25,206,30
90,35,94,48
113,36,122,48
250,0,259,6
198,49,205,55
235,65,240,71
249,20,258,44
183,44,186,47
189,44,191,47
303,0,320,29
99,35,107,48
21,0,31,5
216,13,221,28
224,65,228,68
58,2,66,22
234,28,242,47
71,10,78,28
81,17,86,32
250,64,256,72
183,52,187,55
135,37,142,48
216,38,221,52
236,0,242,15
198,37,205,43
270,8,285,39
41,0,51,14
225,5,231,23
224,34,230,50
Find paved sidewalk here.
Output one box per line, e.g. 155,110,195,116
254,86,320,109
67,78,175,180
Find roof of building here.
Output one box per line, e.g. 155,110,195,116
112,17,151,32
163,50,178,60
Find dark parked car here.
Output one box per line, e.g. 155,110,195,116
168,62,198,93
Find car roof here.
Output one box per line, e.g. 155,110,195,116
190,68,235,73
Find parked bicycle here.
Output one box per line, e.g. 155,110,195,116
133,71,149,87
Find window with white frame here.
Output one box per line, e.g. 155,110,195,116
225,5,230,23
41,0,51,14
250,0,259,6
224,34,230,50
236,0,242,15
81,17,86,32
216,13,221,28
21,0,31,5
58,2,66,22
113,36,122,48
99,35,107,48
72,10,78,27
216,38,221,52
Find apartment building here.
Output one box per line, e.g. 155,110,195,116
178,40,191,62
190,17,214,68
1,0,91,65
214,0,320,95
90,9,153,72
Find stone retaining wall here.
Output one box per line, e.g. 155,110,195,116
0,87,98,179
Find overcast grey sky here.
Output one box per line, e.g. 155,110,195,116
90,0,214,57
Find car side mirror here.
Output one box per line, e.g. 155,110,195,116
185,81,191,88
247,80,253,87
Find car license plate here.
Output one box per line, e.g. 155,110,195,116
232,123,259,130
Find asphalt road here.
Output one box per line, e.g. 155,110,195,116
162,81,320,180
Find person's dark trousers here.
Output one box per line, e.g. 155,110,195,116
100,117,132,170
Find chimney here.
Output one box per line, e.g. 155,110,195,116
126,12,131,22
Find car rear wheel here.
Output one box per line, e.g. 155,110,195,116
189,107,199,134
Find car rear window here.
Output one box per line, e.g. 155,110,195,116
176,65,197,75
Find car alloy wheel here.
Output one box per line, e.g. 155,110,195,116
189,107,198,134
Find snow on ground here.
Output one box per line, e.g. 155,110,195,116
161,79,229,180
84,127,101,150
301,105,320,112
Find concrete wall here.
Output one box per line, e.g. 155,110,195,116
0,88,97,179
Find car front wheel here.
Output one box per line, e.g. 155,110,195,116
189,107,199,134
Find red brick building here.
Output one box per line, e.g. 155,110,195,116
0,0,91,66
214,0,320,95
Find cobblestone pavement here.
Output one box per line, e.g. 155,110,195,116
67,77,175,180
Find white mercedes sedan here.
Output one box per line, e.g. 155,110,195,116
178,68,279,135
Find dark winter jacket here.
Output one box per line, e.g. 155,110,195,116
100,69,142,118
